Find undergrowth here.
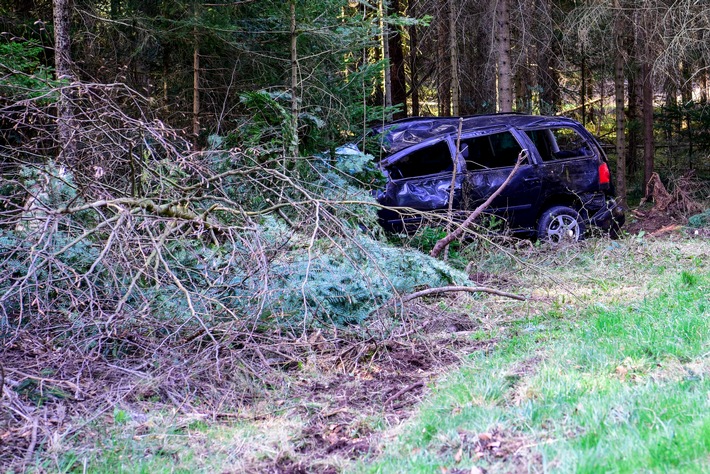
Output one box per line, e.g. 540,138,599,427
21,233,706,473
0,94,474,471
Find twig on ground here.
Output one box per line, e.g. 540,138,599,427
398,285,525,304
385,381,424,405
22,418,39,470
5,368,80,393
650,224,682,236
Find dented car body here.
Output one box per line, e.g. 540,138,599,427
371,114,625,241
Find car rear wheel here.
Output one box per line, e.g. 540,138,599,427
537,206,585,243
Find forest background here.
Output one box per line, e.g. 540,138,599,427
0,0,709,472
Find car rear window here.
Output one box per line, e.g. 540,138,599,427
526,128,594,161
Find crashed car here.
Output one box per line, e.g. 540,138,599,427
370,114,625,242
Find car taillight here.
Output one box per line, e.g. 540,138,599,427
598,162,610,185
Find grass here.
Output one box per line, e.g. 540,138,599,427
39,411,308,473
355,240,710,473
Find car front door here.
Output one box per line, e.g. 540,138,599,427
460,129,543,230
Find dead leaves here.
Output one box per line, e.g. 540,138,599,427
438,428,540,474
614,357,647,382
454,446,463,463
615,364,629,379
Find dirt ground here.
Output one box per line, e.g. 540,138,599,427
1,301,499,473
215,307,497,473
624,207,710,238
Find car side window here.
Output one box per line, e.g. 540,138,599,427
526,128,593,161
385,140,453,179
462,131,523,170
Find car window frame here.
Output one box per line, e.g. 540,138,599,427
459,127,532,172
380,136,458,181
521,125,599,164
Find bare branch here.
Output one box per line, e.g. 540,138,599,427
430,149,528,258
398,285,526,303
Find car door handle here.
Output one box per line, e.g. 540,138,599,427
523,177,540,183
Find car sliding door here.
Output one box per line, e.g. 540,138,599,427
524,126,601,195
460,129,542,230
377,138,463,230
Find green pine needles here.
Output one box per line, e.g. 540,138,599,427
263,233,468,326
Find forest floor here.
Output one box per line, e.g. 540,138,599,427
2,205,709,474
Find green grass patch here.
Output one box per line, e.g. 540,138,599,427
357,270,710,473
38,411,304,474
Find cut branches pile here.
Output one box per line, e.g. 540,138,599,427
0,81,517,470
642,171,704,217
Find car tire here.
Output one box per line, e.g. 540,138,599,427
537,206,585,243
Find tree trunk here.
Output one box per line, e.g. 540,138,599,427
514,54,532,114
587,63,594,125
680,61,693,166
596,75,604,136
663,73,678,169
449,0,459,116
192,3,200,150
701,29,708,104
388,0,407,119
496,0,512,112
381,0,393,113
680,61,692,105
289,0,299,158
581,52,587,126
53,0,76,165
613,0,626,204
437,0,451,116
537,57,559,114
192,41,200,148
536,0,559,115
408,0,419,116
53,0,73,86
642,61,654,196
462,1,496,115
162,47,170,104
626,68,641,177
615,60,626,204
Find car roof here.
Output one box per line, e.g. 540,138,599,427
371,113,581,155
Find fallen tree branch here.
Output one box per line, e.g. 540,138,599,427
445,118,464,261
4,368,81,394
22,418,39,471
650,224,682,236
555,97,602,115
399,285,526,303
385,381,424,405
430,150,528,257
